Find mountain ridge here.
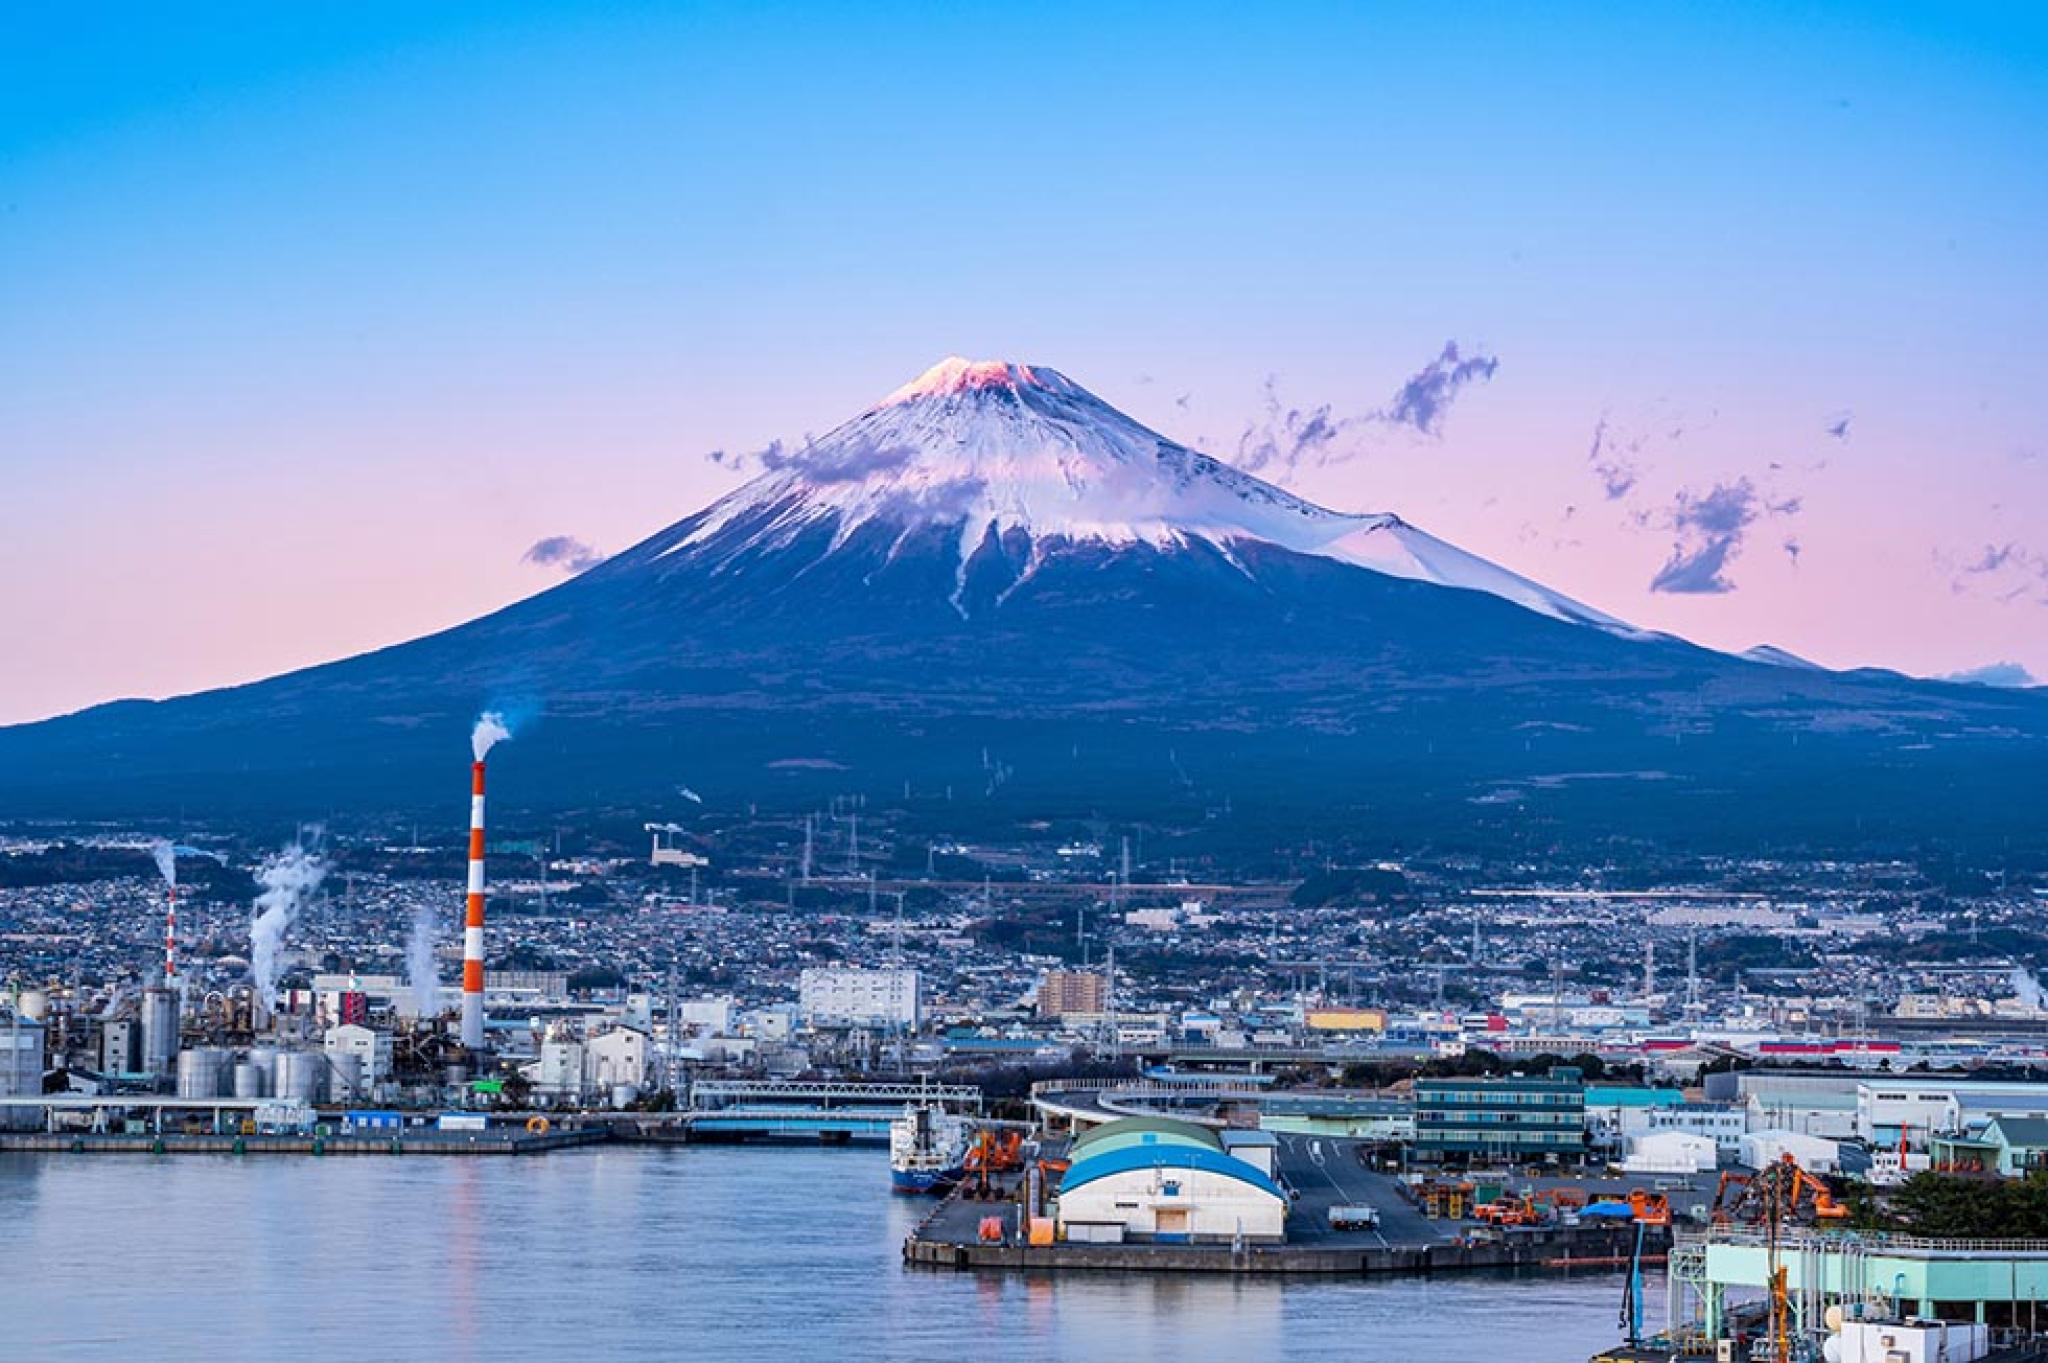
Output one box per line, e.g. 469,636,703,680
2,357,2043,848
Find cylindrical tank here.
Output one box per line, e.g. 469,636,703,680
17,989,49,1021
175,1047,227,1099
247,1046,281,1088
273,1049,323,1103
142,987,181,1077
611,1084,639,1110
232,1062,267,1099
328,1053,364,1103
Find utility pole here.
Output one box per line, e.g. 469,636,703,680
665,960,680,1098
1106,941,1119,1062
890,890,905,1074
1686,928,1700,1016
1551,957,1564,1036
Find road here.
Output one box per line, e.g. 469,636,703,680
1271,1133,1446,1248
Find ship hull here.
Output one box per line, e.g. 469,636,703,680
890,1165,963,1195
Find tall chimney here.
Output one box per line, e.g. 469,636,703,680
163,883,178,992
460,759,488,1049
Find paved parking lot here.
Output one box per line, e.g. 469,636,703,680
1272,1133,1448,1247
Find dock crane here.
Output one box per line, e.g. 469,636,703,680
1710,1154,1850,1227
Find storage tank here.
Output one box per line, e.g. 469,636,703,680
328,1053,364,1104
273,1050,323,1103
247,1046,281,1089
175,1047,227,1099
611,1084,640,1110
232,1062,267,1100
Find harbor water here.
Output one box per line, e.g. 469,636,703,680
0,1146,1649,1361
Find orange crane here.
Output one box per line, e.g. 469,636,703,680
1711,1154,1849,1226
1625,1190,1672,1226
962,1129,1026,1198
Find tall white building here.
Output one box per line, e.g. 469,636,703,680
586,1027,652,1092
799,967,921,1029
323,1023,393,1088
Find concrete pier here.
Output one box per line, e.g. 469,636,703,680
905,1217,1667,1276
0,1128,606,1156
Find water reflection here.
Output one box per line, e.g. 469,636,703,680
1,1146,1627,1362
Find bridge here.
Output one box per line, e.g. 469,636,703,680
612,1080,987,1144
1029,1077,1272,1130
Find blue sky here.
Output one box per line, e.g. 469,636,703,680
2,3,2044,721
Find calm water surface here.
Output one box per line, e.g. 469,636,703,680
0,1146,1650,1361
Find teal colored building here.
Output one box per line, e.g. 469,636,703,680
1413,1066,1587,1165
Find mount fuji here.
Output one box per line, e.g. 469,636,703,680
3,357,2043,846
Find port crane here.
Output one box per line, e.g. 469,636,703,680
1709,1154,1850,1227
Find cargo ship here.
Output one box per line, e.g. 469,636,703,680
889,1102,967,1194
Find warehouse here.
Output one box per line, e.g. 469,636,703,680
1054,1117,1288,1245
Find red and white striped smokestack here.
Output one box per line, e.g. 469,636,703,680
460,758,488,1049
163,883,178,990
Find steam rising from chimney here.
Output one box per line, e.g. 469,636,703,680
249,842,329,1011
472,711,512,762
407,906,440,1019
150,840,178,889
153,840,178,991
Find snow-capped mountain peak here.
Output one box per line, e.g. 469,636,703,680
877,356,1078,406
653,358,1627,630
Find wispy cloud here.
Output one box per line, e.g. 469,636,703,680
1648,478,1802,595
707,435,915,485
1384,342,1499,436
1586,416,1642,501
1584,404,1808,593
1231,340,1501,480
521,535,604,574
1945,541,2048,606
1235,380,1352,476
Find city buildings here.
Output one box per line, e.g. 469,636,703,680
799,967,921,1029
1037,970,1108,1020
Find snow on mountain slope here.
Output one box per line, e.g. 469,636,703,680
652,357,1629,630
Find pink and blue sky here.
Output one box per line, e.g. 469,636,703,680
3,3,2044,724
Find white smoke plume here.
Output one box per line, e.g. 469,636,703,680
150,840,177,889
407,906,440,1018
2011,964,2046,1013
249,843,329,1011
472,711,513,762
